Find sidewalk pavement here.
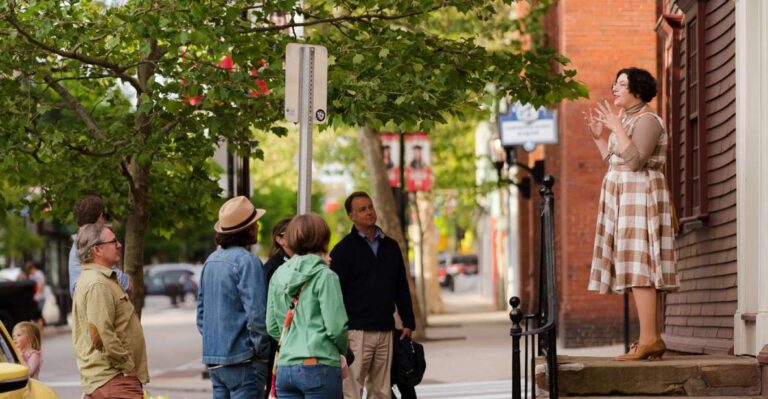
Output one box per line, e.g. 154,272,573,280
145,291,623,397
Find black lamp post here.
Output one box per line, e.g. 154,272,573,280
488,137,544,199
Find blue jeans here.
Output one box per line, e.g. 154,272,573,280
209,359,269,399
276,364,342,399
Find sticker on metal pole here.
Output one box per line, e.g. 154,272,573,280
285,43,328,124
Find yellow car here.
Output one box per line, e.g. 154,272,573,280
0,322,58,399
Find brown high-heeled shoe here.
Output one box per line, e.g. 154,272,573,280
615,339,666,361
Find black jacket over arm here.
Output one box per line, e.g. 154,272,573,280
330,226,416,331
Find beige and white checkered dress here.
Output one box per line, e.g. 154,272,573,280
588,110,679,294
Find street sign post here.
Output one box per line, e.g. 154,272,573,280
285,44,328,214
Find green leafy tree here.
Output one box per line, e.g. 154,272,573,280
0,0,585,319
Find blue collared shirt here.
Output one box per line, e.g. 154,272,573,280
358,227,385,255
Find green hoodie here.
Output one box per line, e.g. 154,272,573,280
266,253,348,367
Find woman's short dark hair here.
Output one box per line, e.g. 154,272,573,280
268,217,293,258
215,227,257,249
74,195,105,227
616,67,657,103
285,213,330,255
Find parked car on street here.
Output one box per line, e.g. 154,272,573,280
0,321,58,398
437,253,479,292
143,263,201,306
0,276,38,331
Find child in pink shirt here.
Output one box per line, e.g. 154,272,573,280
12,321,42,379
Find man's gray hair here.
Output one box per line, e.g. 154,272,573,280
77,223,110,264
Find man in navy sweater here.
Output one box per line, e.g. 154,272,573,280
330,191,416,399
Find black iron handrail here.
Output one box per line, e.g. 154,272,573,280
510,174,558,399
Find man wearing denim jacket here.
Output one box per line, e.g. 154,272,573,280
196,196,270,399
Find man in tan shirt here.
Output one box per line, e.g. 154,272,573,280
72,223,148,399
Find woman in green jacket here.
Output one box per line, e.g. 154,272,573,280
266,213,349,398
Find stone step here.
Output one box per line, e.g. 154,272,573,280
535,355,761,397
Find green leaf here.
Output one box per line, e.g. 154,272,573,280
352,54,365,65
138,100,154,113
378,48,390,58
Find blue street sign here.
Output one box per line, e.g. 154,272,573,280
497,102,558,149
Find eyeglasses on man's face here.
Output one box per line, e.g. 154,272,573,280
96,238,120,247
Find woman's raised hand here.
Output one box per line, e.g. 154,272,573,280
584,108,604,140
595,100,625,134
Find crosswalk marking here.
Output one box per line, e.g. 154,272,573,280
402,380,517,399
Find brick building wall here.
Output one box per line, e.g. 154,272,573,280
519,0,659,347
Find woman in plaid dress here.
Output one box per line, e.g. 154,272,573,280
585,67,679,361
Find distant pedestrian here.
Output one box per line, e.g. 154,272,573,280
23,261,46,329
263,217,293,399
264,217,294,284
197,196,271,399
72,223,148,398
23,261,46,312
330,192,415,399
266,213,349,399
69,195,132,297
585,67,679,360
12,321,42,379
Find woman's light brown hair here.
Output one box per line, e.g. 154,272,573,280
285,213,330,255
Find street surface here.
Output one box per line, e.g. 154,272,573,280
42,295,203,399
41,275,517,398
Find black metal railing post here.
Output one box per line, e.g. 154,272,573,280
509,175,558,399
510,296,523,399
541,176,558,399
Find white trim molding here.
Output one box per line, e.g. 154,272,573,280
734,0,768,356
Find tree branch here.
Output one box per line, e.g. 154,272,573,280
159,116,184,136
14,133,45,164
120,160,136,193
241,5,444,33
43,75,107,140
63,143,119,157
47,74,123,84
4,13,144,93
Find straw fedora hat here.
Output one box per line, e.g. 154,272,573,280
214,196,266,234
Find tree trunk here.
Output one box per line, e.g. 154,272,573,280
415,192,444,314
357,126,427,339
123,158,150,317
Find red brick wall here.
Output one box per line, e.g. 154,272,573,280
529,0,659,347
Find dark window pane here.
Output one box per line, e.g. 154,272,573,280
688,19,697,51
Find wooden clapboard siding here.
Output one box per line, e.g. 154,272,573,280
662,0,737,355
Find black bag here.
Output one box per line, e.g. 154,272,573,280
391,331,426,388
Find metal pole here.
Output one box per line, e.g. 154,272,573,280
624,292,630,353
510,297,523,399
240,156,250,198
297,46,315,214
226,150,235,199
399,132,408,254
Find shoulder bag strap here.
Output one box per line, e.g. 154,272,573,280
269,284,306,399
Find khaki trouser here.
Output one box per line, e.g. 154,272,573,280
343,330,393,399
86,374,143,399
